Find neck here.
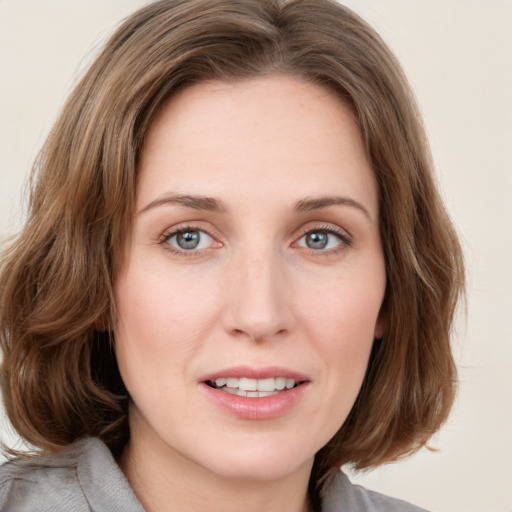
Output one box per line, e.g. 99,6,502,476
118,421,314,512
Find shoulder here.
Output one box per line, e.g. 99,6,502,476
321,470,430,512
0,439,90,511
0,437,144,512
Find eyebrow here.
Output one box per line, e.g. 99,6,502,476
139,194,227,214
139,193,372,220
294,196,372,220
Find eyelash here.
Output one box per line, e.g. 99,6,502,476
158,224,218,258
294,224,352,255
158,223,352,258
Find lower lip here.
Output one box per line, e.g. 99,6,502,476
200,383,309,420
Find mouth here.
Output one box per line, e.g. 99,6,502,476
200,368,310,419
205,377,303,398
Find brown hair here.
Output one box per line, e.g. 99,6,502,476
0,0,464,487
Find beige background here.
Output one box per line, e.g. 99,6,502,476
1,1,511,511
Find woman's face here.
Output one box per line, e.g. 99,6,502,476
115,75,386,483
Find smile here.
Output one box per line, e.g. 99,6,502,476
200,367,310,419
206,377,300,397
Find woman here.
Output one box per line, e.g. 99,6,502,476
0,1,464,511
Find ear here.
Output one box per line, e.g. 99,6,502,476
374,304,388,340
93,307,112,333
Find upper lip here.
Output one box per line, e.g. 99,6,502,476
200,366,310,383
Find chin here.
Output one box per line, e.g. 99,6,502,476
209,456,312,483
185,435,316,483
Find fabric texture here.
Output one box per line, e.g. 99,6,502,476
0,437,428,511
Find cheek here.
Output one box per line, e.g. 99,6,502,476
296,273,384,390
288,277,383,448
113,266,222,381
113,271,214,433
298,272,384,342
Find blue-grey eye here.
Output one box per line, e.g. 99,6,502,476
298,230,341,250
168,229,213,250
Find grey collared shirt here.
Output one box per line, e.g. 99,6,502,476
0,437,428,512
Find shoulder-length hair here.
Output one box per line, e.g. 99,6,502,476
0,0,464,488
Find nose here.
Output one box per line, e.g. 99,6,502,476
222,247,294,343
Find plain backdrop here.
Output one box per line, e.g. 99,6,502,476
1,1,511,511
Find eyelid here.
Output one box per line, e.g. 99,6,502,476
158,223,223,256
292,223,352,252
156,221,352,258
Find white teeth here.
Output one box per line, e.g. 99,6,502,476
223,388,279,398
239,378,257,391
226,378,238,388
257,391,278,397
212,377,298,393
257,378,276,392
275,377,286,390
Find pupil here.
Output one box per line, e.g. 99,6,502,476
177,230,200,249
306,231,328,249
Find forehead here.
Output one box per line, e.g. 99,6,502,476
138,74,377,214
144,74,362,156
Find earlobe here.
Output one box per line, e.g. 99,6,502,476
374,306,388,340
374,324,385,340
94,313,108,332
94,307,114,333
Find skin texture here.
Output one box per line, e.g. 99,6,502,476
115,75,387,512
